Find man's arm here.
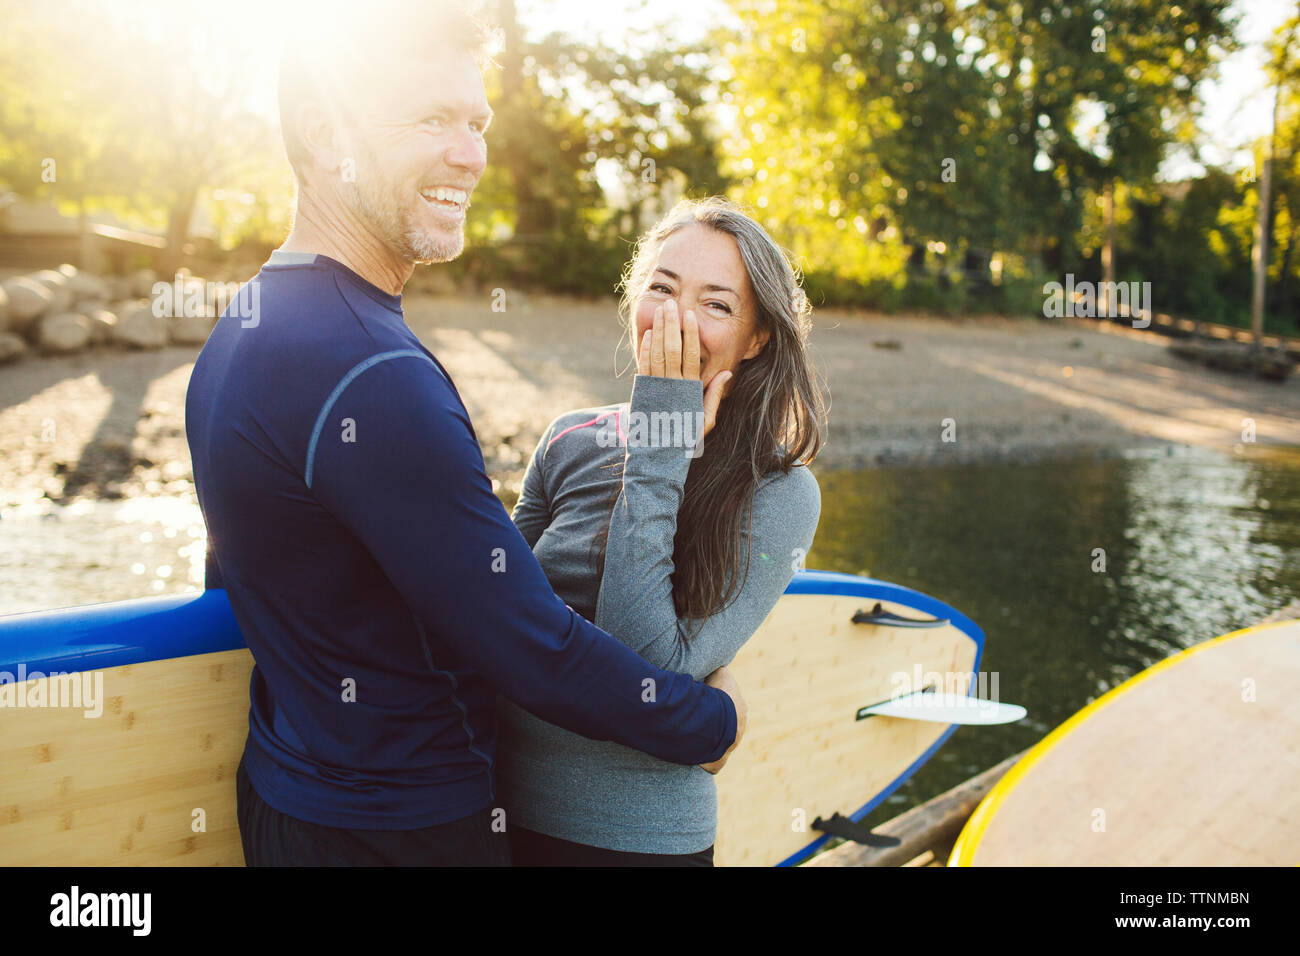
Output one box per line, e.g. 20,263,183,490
306,354,737,767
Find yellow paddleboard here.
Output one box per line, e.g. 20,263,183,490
949,619,1300,866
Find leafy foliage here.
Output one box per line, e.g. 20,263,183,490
0,0,1294,328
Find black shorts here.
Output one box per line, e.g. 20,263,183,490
235,755,510,866
508,824,714,867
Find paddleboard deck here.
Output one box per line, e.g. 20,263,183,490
717,571,984,865
949,619,1300,866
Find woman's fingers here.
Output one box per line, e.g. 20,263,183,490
651,305,665,376
702,369,732,438
663,299,682,379
682,308,700,380
641,301,700,380
637,328,652,376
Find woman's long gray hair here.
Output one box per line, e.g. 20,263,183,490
597,196,828,624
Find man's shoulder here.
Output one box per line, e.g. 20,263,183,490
228,261,444,397
235,254,402,332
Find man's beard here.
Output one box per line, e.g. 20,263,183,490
343,149,464,265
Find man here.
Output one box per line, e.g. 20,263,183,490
184,1,745,866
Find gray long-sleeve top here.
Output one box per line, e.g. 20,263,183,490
496,374,821,853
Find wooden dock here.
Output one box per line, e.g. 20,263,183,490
1076,298,1300,359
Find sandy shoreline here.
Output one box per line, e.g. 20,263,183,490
2,295,1299,510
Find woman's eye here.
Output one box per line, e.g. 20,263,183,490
649,283,672,295
708,301,733,314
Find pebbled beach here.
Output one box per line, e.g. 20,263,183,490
2,294,1299,511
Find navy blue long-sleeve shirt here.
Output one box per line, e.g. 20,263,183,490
184,251,736,829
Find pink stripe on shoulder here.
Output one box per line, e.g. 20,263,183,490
546,409,625,450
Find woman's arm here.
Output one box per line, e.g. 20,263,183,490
510,419,557,548
593,374,821,680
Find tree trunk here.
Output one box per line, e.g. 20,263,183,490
1251,156,1272,347
496,0,546,237
1102,180,1115,287
1252,81,1283,346
161,184,199,280
1275,214,1297,327
77,194,94,272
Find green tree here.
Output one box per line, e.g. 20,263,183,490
1262,10,1300,328
0,0,283,274
465,0,730,293
720,0,1237,309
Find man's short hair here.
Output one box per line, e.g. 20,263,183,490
277,0,497,183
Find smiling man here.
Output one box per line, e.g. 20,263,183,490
184,0,745,866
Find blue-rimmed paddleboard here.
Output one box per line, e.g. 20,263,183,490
716,570,985,866
0,570,987,866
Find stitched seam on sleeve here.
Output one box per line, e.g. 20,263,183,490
304,349,448,489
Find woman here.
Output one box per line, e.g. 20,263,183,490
497,197,826,866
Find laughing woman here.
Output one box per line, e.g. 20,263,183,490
496,197,826,866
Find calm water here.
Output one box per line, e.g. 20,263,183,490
2,444,1298,824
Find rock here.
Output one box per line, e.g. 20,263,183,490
1169,340,1296,382
170,312,216,345
111,301,168,349
0,276,54,330
0,331,26,363
67,271,110,304
178,276,207,315
31,268,68,287
150,273,231,320
37,312,92,353
28,270,74,314
131,268,158,299
84,308,117,345
105,275,133,301
106,298,146,320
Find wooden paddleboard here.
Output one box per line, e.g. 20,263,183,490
0,593,249,865
948,619,1300,866
0,571,985,866
716,570,984,866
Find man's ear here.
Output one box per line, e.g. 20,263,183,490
742,328,771,361
298,101,348,182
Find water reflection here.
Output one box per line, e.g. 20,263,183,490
0,493,207,615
